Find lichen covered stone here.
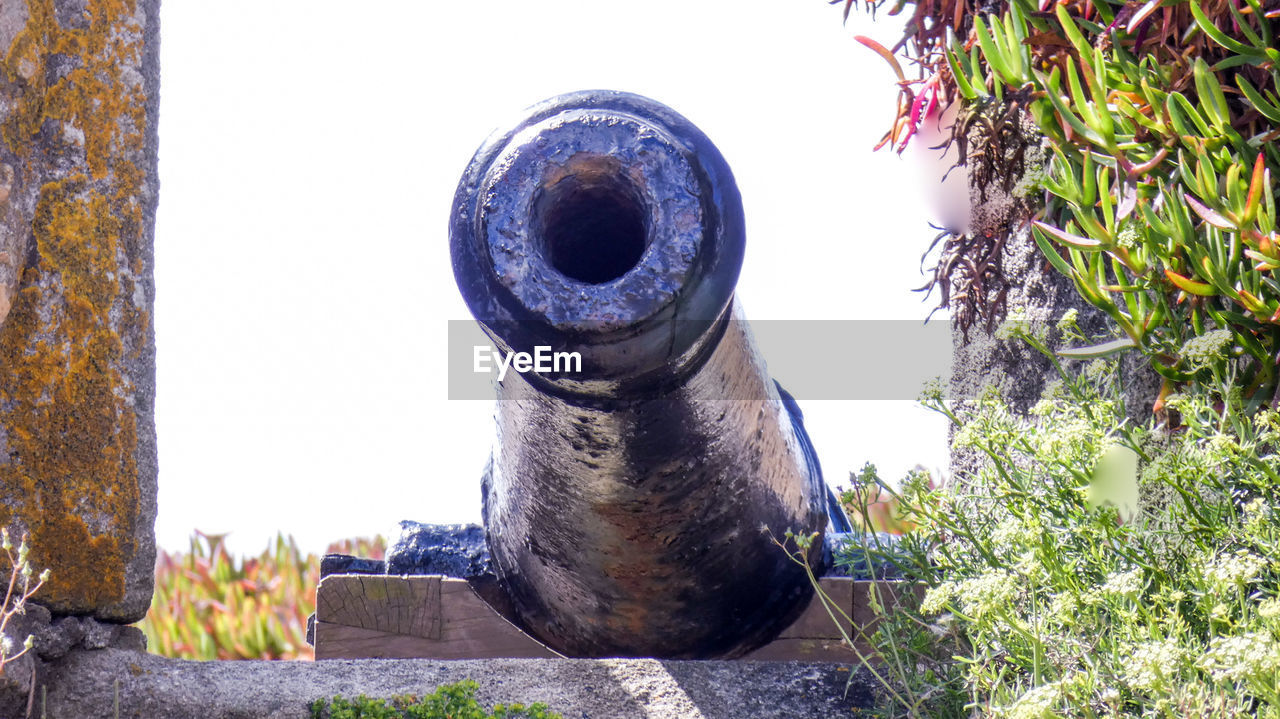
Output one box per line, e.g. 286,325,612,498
0,0,158,622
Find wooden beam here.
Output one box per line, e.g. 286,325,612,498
776,577,854,640
316,574,442,640
315,575,559,660
313,574,922,662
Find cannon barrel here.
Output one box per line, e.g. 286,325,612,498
450,91,828,658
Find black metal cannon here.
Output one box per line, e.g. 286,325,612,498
450,91,835,659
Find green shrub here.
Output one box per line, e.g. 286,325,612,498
960,0,1278,405
309,680,561,719
822,327,1280,717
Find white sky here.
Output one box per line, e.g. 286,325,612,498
154,0,953,557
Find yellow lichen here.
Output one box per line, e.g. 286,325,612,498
0,0,150,613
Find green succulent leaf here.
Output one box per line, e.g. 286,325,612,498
946,45,982,100
1033,224,1081,276
1188,0,1266,58
974,15,1017,86
1191,58,1231,132
1184,194,1238,231
1054,2,1093,59
1236,76,1280,124
1165,269,1217,296
1037,67,1108,147
1168,92,1214,140
1058,337,1138,359
1034,219,1105,250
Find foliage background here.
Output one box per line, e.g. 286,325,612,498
141,532,384,661
829,0,1280,714
850,0,1280,407
841,334,1280,717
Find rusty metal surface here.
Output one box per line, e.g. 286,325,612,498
451,91,826,658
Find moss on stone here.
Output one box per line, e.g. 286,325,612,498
0,0,150,613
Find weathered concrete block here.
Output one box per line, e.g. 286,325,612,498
0,0,159,622
39,649,880,718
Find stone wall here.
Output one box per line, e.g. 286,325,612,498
0,0,159,623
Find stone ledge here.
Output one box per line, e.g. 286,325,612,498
39,648,878,719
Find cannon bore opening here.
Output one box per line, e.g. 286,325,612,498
536,169,648,284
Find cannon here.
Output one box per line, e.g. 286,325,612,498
450,91,837,659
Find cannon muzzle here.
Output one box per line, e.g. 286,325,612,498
450,91,828,658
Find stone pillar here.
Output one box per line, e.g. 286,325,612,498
0,0,159,623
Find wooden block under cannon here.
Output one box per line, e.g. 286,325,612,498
313,574,919,662
314,575,558,659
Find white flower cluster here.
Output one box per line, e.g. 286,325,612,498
1002,680,1062,719
995,316,1032,342
1258,597,1280,620
1055,309,1080,334
1243,497,1273,535
1209,602,1232,622
1013,550,1045,582
1196,632,1280,682
1203,549,1269,586
919,377,946,404
1030,397,1059,418
991,516,1031,552
1097,686,1121,705
1100,569,1144,598
1180,328,1234,370
1033,414,1095,460
1083,359,1111,383
1121,637,1184,690
957,569,1021,619
1243,497,1267,517
1205,433,1240,456
1048,591,1080,624
920,580,958,615
1252,409,1280,445
1115,225,1141,250
954,401,1020,451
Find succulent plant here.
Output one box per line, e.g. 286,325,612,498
142,532,384,661
840,0,1280,407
